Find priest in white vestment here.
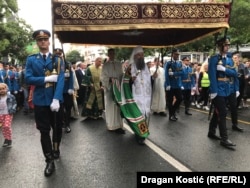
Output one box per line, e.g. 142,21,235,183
150,58,167,116
101,48,125,134
130,46,153,126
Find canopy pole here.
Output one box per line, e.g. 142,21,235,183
51,0,55,51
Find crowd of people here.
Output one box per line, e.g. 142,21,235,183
1,28,250,177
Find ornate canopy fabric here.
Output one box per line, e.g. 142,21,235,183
52,1,232,47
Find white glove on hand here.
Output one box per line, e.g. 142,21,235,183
50,99,60,112
169,72,174,76
217,65,226,72
44,75,58,83
181,86,184,90
14,91,18,94
192,87,196,91
236,91,240,98
68,89,74,95
64,72,70,77
166,86,171,91
210,93,217,99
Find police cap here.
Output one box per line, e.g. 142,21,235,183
54,48,63,55
216,37,230,46
3,62,9,66
32,29,51,40
172,48,180,54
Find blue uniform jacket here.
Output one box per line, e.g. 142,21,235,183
63,67,74,94
14,71,21,91
181,66,195,90
25,53,64,106
0,69,13,91
164,60,183,89
208,53,238,97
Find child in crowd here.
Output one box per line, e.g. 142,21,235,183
0,83,17,147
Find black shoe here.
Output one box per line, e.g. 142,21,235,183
23,110,28,115
185,111,192,115
53,150,60,160
169,116,177,121
207,133,221,140
2,139,12,147
65,126,71,133
220,139,236,147
135,135,145,145
114,128,126,134
44,161,55,177
232,125,244,132
153,112,158,115
159,112,167,116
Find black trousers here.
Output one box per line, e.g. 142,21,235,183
63,93,74,127
182,89,191,111
208,96,228,141
227,93,238,126
166,88,183,117
34,105,63,161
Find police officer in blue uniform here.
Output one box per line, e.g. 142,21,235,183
0,62,18,93
54,48,74,134
164,48,183,121
181,56,195,115
25,29,65,176
207,37,237,149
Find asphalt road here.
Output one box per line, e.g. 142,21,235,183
0,104,250,188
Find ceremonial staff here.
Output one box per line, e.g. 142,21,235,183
51,54,59,153
51,1,60,152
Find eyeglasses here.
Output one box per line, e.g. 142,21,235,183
37,38,49,42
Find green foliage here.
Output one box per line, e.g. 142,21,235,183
6,0,18,13
114,47,132,61
228,0,250,45
65,50,84,63
0,0,33,66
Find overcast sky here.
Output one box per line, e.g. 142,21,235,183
18,0,52,32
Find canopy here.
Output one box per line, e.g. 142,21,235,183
52,1,232,48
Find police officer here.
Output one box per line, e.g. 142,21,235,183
164,48,183,121
25,30,65,177
181,56,195,115
227,52,244,132
54,48,74,134
207,37,237,149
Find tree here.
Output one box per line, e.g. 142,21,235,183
0,0,33,65
65,50,84,63
228,0,250,49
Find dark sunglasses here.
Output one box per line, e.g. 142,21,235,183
37,38,49,42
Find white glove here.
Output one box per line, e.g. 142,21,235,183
68,89,74,95
210,93,217,99
64,72,70,77
14,91,18,94
169,72,174,76
181,86,184,90
166,86,171,91
192,87,196,91
44,75,58,83
236,91,240,98
217,65,226,72
50,99,60,112
7,91,10,95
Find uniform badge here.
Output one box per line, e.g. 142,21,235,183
39,31,44,36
